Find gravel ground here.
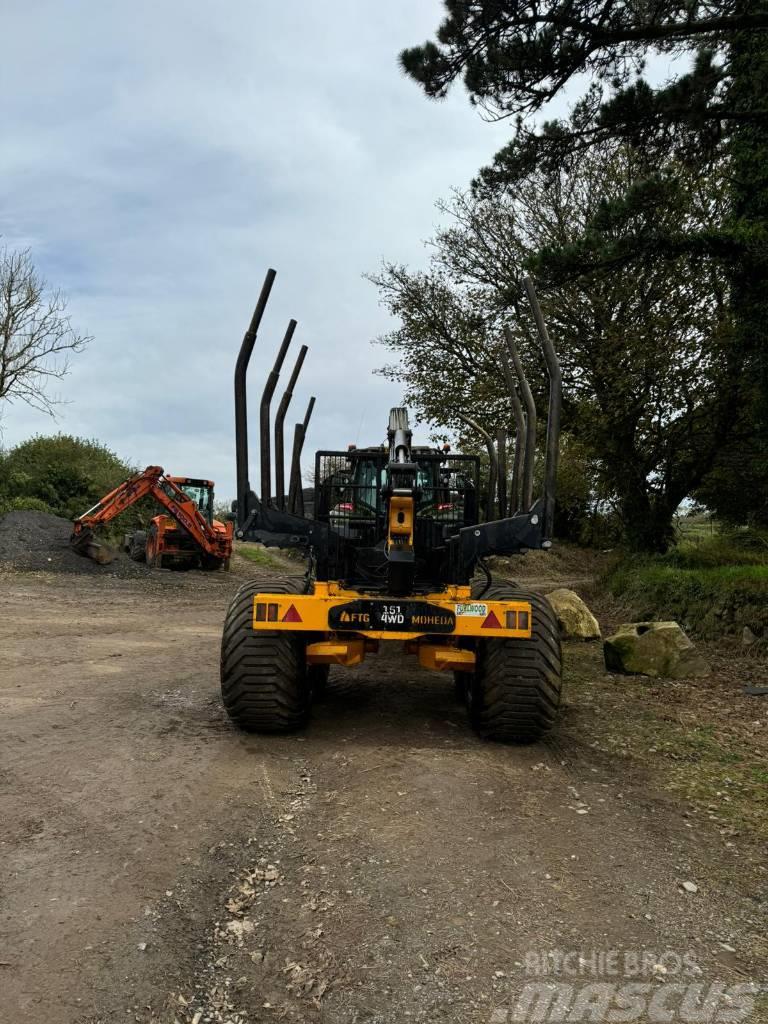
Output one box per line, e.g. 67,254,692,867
1,554,766,1024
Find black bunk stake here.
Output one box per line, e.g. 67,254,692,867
501,350,526,514
503,325,537,512
288,396,316,515
234,269,276,530
259,319,296,505
275,344,308,510
523,276,562,542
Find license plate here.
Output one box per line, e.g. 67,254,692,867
328,600,456,633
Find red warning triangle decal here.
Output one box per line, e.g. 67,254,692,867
282,604,302,623
481,609,502,629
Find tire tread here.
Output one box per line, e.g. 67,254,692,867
220,574,311,733
469,580,563,743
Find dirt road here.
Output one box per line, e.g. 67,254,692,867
1,562,765,1023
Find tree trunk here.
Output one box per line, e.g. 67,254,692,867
620,494,678,554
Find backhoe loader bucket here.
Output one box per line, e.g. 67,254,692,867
70,528,117,565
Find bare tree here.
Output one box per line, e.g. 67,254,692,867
0,247,92,414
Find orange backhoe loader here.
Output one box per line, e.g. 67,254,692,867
70,466,234,570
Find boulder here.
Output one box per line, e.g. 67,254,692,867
742,625,759,647
545,588,601,641
604,621,710,679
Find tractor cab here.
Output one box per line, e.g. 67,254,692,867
320,449,475,530
315,443,479,592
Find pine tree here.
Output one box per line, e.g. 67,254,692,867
401,1,768,523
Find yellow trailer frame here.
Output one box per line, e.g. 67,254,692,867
250,582,533,673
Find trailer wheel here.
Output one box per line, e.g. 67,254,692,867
127,530,147,563
467,581,562,743
220,576,311,733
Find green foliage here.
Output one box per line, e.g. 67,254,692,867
607,535,768,636
609,560,768,605
0,435,153,532
695,430,768,527
0,435,132,519
544,435,620,547
401,4,760,198
0,495,55,517
402,1,768,529
664,531,768,569
371,143,733,552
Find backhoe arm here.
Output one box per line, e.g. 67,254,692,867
72,466,165,535
143,475,224,557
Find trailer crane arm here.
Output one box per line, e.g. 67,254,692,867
70,466,228,564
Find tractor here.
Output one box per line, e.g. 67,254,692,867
220,269,563,742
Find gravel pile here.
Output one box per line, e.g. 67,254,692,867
0,510,72,558
0,509,147,576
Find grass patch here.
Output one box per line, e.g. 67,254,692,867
562,644,768,843
665,532,768,569
610,562,768,598
235,542,295,571
605,535,768,636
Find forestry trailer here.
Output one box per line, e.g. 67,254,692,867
221,269,563,742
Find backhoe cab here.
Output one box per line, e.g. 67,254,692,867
220,268,563,742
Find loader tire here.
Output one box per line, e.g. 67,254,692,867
467,581,562,743
145,525,163,569
128,531,147,563
220,575,311,733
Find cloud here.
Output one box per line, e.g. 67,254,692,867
0,1,540,499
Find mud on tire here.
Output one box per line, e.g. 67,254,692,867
468,580,562,743
220,575,311,733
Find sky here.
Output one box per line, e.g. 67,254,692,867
0,0,529,501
